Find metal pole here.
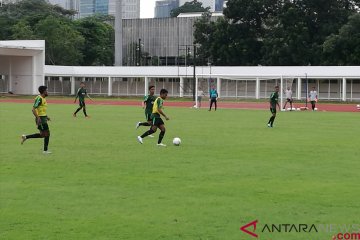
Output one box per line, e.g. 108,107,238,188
139,38,141,66
193,45,196,101
305,73,308,108
114,0,123,66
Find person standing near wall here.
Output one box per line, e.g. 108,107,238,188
309,86,318,111
208,86,218,111
267,86,281,128
197,87,205,108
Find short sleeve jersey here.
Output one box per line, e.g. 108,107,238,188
77,88,87,101
152,97,164,118
210,89,218,98
33,95,47,116
309,90,317,101
144,95,156,114
285,90,292,99
270,91,279,109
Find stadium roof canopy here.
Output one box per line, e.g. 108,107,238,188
2,40,360,95
44,65,360,80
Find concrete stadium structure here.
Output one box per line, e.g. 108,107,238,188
1,40,360,104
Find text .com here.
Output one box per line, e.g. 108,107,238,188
333,233,360,240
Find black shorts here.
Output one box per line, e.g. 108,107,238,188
286,98,293,103
79,100,85,107
36,116,49,131
210,98,217,103
145,113,152,121
152,117,164,127
270,107,277,114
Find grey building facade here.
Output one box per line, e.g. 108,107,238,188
121,16,219,66
154,0,179,18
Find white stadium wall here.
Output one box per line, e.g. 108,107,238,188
0,40,45,95
1,40,360,101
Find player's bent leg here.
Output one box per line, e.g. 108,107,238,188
74,106,82,115
83,106,89,117
43,130,50,152
157,125,166,146
139,127,156,141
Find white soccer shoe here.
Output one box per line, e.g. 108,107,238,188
137,136,143,144
157,143,166,147
43,150,52,154
136,122,141,129
21,135,26,144
267,124,272,128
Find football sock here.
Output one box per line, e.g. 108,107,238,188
74,107,82,114
44,136,50,151
26,133,42,139
141,129,155,138
139,122,150,126
158,130,165,144
83,108,87,116
268,116,275,125
270,116,276,126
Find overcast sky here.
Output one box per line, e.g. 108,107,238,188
140,0,156,18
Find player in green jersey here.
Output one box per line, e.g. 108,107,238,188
73,82,92,118
267,86,281,128
21,86,52,154
136,85,156,129
137,89,169,147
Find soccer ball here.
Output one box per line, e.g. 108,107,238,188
173,137,181,146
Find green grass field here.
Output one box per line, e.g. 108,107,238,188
0,102,359,240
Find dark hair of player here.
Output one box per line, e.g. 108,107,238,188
160,89,168,95
38,86,47,94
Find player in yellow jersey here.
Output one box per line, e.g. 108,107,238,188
21,86,52,154
137,89,169,147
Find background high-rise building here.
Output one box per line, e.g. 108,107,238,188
215,0,225,11
46,0,140,19
179,0,215,12
155,0,179,18
108,0,140,19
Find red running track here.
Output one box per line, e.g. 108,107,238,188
0,98,359,112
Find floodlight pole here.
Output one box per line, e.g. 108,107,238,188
192,45,196,101
138,38,142,66
114,0,123,66
305,73,308,108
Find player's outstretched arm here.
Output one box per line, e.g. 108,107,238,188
158,109,169,120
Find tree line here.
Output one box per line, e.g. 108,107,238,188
1,0,359,66
194,0,360,66
0,0,114,66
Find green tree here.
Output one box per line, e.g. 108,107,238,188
35,16,84,65
0,15,15,40
261,0,313,65
194,0,360,66
75,16,114,66
322,13,360,65
11,20,36,39
170,0,210,17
